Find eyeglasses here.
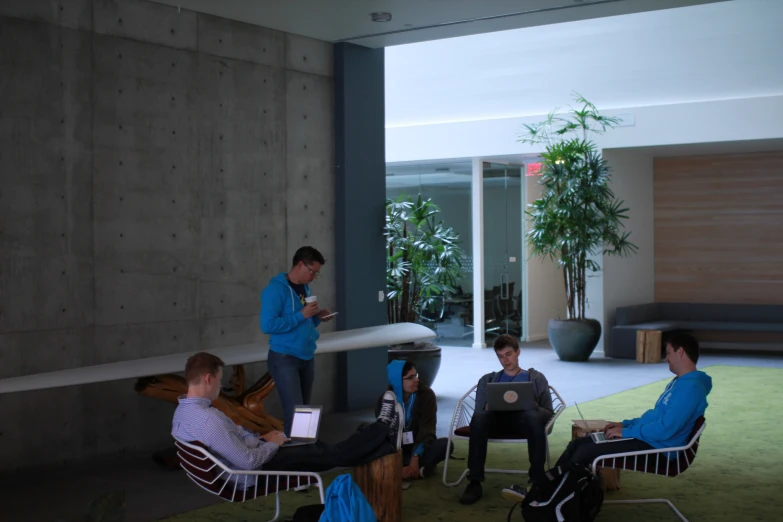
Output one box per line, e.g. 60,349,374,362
402,373,419,381
304,264,320,278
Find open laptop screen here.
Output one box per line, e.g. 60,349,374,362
290,407,321,439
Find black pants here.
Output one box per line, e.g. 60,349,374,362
555,435,654,470
264,421,394,472
467,409,549,484
402,437,452,469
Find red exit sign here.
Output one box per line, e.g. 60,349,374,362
526,163,542,176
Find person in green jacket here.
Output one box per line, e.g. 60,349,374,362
379,359,452,480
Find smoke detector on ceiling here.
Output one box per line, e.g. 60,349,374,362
371,12,392,22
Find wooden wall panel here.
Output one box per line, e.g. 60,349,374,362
654,151,783,304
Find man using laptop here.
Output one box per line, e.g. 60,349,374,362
503,332,712,502
172,352,402,474
459,334,554,505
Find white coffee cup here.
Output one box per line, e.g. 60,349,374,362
305,296,317,304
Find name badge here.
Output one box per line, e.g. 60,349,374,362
402,431,414,445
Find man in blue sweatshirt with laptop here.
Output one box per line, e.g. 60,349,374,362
503,332,712,502
260,246,334,437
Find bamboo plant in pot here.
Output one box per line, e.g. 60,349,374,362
385,194,465,385
521,95,637,361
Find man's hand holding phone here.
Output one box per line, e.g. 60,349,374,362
318,310,338,322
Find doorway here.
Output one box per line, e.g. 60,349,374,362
483,162,524,340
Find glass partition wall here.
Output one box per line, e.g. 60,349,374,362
385,159,526,345
483,163,524,340
385,161,474,340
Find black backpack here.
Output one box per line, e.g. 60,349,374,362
289,503,325,522
508,465,604,522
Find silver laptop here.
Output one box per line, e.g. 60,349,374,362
574,402,633,444
282,405,322,447
486,382,537,411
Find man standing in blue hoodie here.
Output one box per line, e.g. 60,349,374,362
261,246,334,436
503,332,712,502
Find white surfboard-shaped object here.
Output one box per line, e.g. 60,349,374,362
0,323,435,394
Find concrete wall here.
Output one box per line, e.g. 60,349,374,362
0,0,334,470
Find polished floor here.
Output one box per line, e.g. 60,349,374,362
2,342,782,522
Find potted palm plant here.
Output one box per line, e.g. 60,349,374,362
385,194,465,385
521,95,637,361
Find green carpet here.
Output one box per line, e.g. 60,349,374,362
160,365,783,521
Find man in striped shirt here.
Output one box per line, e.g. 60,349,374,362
172,352,401,473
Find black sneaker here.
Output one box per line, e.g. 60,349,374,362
459,480,483,505
501,484,527,503
391,401,404,449
378,391,396,425
419,466,430,479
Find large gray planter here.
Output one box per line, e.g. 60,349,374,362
387,341,442,388
547,318,601,361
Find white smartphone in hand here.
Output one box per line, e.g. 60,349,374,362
321,312,339,319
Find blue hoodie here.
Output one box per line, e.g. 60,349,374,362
386,360,410,409
387,360,424,456
319,473,377,522
621,370,712,449
259,272,321,359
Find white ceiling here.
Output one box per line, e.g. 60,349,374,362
148,0,726,48
385,0,783,127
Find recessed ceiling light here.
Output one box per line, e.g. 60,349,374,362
371,12,392,22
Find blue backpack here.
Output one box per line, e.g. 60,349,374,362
317,474,376,522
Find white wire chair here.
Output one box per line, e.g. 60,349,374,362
443,384,565,486
174,437,326,522
591,417,707,522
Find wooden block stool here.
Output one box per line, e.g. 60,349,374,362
354,450,402,522
636,329,662,363
571,421,621,491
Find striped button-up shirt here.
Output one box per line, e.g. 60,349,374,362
172,396,279,470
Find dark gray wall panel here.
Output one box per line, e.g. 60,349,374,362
333,43,387,411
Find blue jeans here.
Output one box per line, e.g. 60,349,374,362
267,350,315,436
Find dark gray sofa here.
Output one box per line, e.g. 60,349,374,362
609,302,783,359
